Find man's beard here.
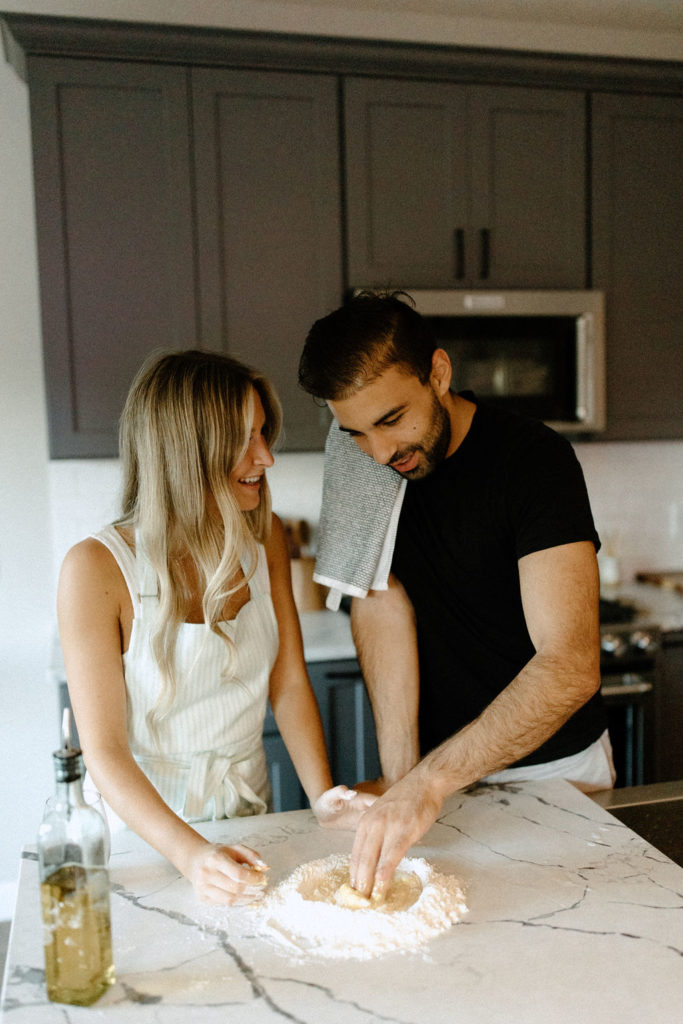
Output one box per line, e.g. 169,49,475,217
388,390,451,480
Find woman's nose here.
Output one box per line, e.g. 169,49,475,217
254,436,275,467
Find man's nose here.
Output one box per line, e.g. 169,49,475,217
368,436,395,466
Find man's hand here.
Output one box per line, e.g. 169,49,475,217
348,769,444,898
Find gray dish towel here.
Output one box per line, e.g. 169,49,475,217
313,421,406,610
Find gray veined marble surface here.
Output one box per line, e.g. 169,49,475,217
2,779,682,1023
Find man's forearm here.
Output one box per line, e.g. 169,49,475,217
349,541,602,897
417,647,601,799
351,576,420,784
349,648,601,897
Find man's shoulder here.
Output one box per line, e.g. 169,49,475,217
472,401,573,461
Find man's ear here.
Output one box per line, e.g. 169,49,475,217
430,348,452,396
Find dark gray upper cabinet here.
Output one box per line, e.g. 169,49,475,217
344,78,586,290
28,58,197,458
27,60,338,458
591,94,683,440
192,69,340,451
8,16,682,451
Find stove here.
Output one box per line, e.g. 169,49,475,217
600,622,660,674
599,596,638,625
599,598,660,788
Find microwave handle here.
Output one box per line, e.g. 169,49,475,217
576,314,593,423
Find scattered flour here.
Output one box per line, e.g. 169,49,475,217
257,853,468,959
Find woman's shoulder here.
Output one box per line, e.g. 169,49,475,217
58,532,134,635
93,523,135,549
61,528,132,588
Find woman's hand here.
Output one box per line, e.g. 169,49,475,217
186,842,270,905
313,785,377,830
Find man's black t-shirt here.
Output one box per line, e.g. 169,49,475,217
391,396,606,766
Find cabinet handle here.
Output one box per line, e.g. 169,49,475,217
479,228,490,279
453,228,465,279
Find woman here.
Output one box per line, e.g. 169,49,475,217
58,350,372,905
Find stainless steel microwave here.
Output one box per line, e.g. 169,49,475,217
396,289,606,434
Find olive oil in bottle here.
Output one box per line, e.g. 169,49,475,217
37,712,115,1005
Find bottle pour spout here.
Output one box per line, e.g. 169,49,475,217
54,708,82,782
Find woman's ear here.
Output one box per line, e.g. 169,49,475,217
430,348,452,396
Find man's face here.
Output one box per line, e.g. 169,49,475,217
328,363,451,480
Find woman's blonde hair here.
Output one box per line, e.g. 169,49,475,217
116,349,282,736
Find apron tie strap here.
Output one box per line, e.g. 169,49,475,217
183,750,267,820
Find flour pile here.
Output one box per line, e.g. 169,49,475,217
257,853,467,959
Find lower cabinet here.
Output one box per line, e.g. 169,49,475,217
653,633,683,784
264,659,380,813
262,728,307,813
308,659,381,791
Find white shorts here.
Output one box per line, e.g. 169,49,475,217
482,729,616,793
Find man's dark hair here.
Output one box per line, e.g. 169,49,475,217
298,291,436,400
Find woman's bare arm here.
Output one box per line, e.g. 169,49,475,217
58,538,269,904
266,516,374,827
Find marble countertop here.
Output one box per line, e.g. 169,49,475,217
298,609,356,662
3,779,682,1023
48,580,683,686
298,581,683,669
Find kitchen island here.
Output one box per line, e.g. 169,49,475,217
2,779,682,1023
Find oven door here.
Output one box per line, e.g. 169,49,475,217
601,674,654,788
600,621,660,788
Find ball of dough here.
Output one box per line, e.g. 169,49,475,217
333,881,376,909
331,871,422,912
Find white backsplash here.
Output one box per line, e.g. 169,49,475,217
574,440,683,586
47,452,327,589
49,440,683,594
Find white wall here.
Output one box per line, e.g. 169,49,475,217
0,57,57,914
46,454,328,588
1,0,682,61
1,0,682,916
45,442,683,620
575,441,683,586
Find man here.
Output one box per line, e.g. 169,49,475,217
299,291,614,900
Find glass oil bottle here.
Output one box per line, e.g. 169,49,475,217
37,712,115,1005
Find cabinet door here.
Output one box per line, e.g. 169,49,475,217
308,660,381,787
261,659,379,813
468,86,586,288
653,634,683,783
262,727,307,813
345,77,469,288
193,69,342,450
344,78,585,290
27,58,196,458
592,94,683,440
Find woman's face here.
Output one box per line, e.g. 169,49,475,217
230,390,275,511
